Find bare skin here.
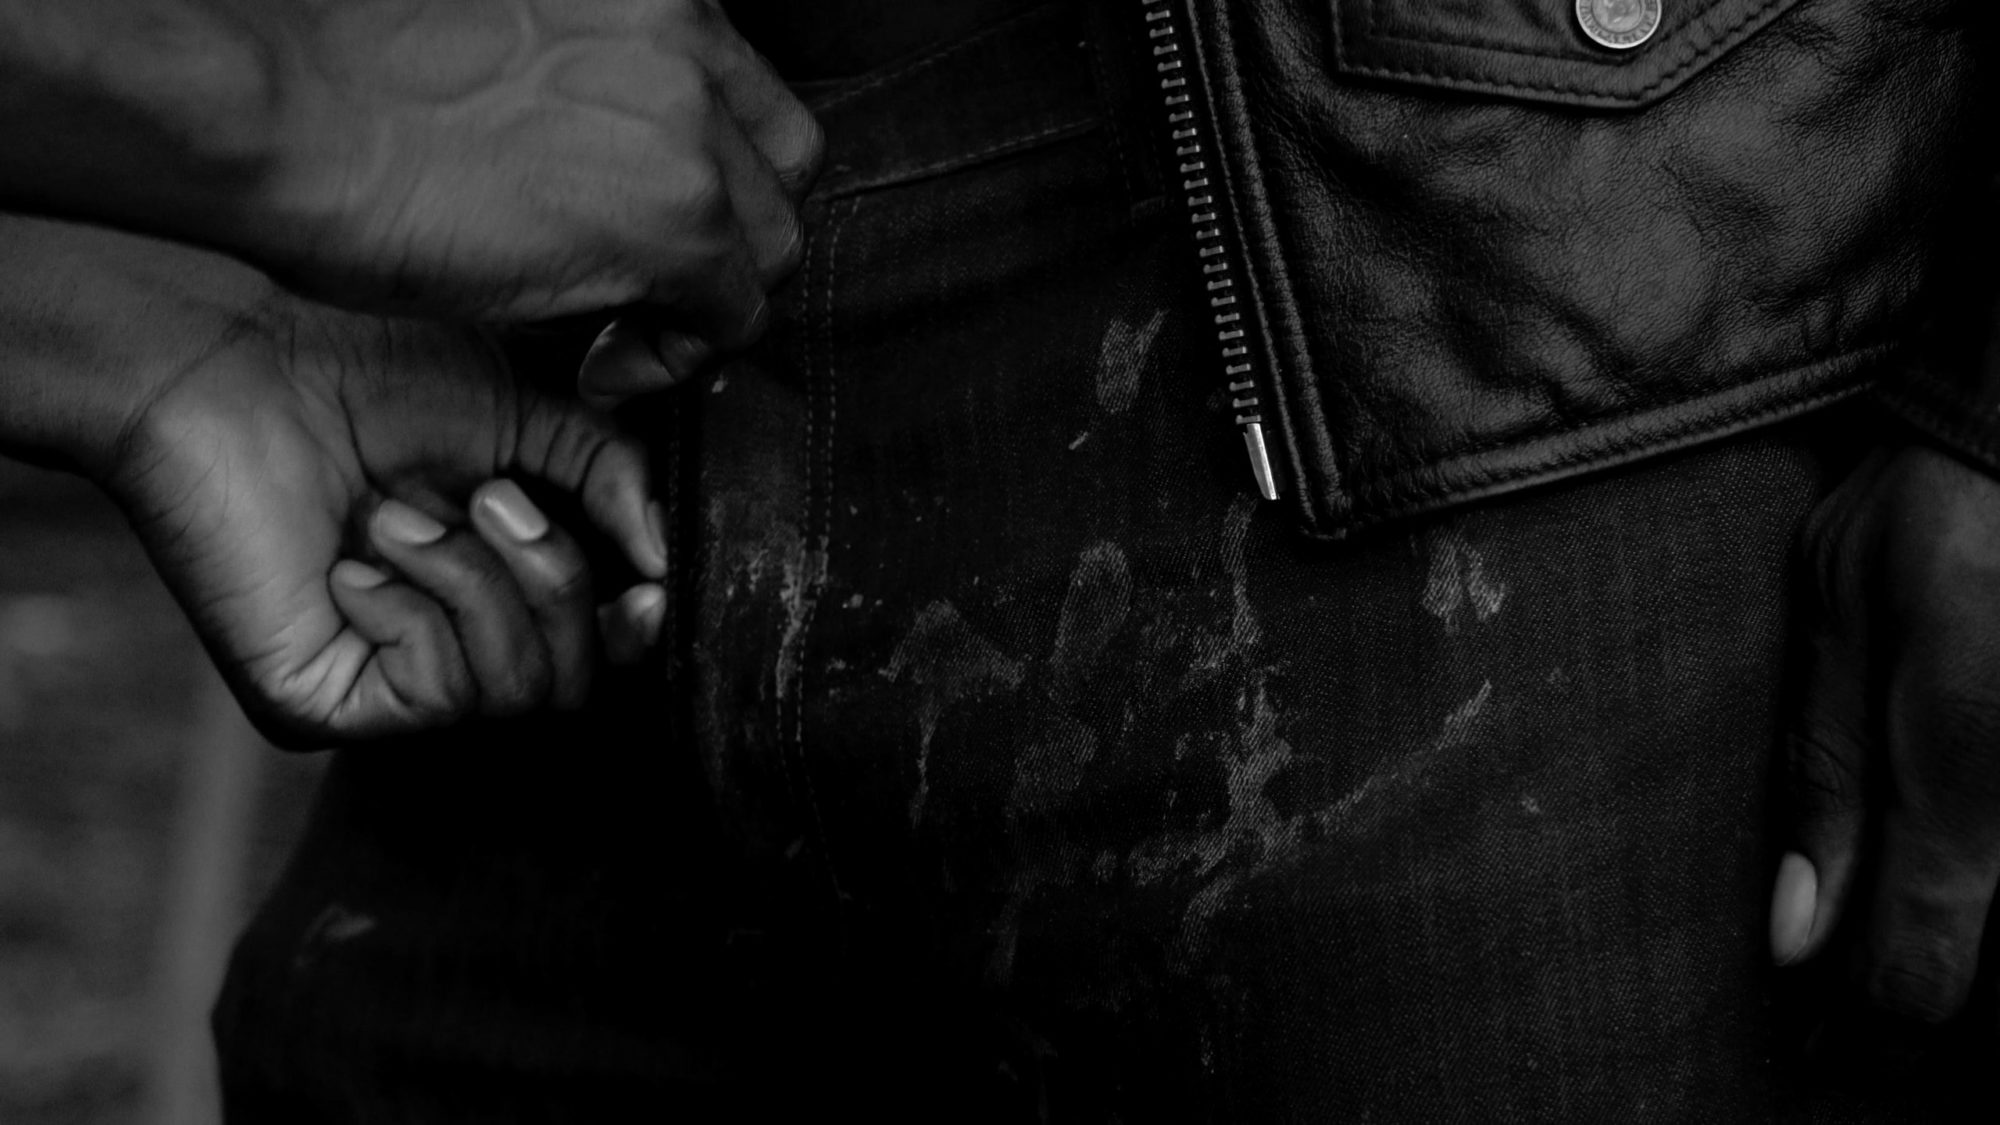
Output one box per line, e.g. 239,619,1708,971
1776,442,2000,1066
0,0,818,388
1,215,664,745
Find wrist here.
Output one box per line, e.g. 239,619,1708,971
0,217,280,482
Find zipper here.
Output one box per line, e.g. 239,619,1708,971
1141,0,1278,502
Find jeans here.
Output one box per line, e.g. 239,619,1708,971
214,3,1965,1120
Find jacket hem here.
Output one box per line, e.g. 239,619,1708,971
1297,342,1897,540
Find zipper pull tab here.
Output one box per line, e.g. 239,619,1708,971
1242,422,1278,501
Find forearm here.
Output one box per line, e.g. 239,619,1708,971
0,214,275,478
0,0,298,257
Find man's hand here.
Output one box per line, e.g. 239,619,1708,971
0,0,819,377
1774,443,2000,1058
0,217,669,747
261,1,819,330
113,301,672,747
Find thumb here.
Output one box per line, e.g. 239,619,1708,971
1774,587,1874,967
578,313,715,410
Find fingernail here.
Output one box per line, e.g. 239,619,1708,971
479,480,548,542
633,584,667,645
1770,851,1819,966
373,499,447,546
333,560,390,590
644,500,668,577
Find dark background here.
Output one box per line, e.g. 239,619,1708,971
0,458,325,1124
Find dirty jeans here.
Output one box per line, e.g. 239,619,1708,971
213,4,1959,1121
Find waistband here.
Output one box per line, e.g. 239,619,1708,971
794,2,1150,203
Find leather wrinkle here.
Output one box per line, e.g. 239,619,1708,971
1203,0,1979,537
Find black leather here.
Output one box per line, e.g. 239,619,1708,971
1190,0,1992,537
1328,0,1804,108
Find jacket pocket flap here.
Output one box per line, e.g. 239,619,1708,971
1329,0,1803,109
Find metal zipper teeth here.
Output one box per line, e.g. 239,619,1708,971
1142,0,1277,502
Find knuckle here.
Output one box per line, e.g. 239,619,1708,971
481,655,551,718
664,160,730,223
543,566,594,608
771,107,826,189
765,213,806,278
653,64,714,117
1785,725,1865,812
1861,944,1972,1025
1913,685,2000,753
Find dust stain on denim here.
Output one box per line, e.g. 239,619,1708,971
772,540,824,713
1313,679,1493,836
1149,679,1303,967
1421,525,1507,631
1049,543,1133,683
886,601,1025,825
1096,307,1166,414
962,501,1503,988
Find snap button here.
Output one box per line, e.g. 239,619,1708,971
1576,0,1661,50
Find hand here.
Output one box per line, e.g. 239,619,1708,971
250,0,819,342
88,261,671,746
1774,443,2000,1063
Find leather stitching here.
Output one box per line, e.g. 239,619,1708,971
1358,0,1724,64
781,197,856,902
1334,0,1795,104
1342,342,1895,513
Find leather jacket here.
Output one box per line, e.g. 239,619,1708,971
747,0,1997,540
1166,0,1994,538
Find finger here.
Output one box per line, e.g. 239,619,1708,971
642,150,771,353
649,238,769,358
507,387,668,582
369,498,553,717
323,560,476,737
1776,605,1874,966
470,480,596,711
712,111,805,285
600,583,668,666
697,6,826,196
579,314,712,405
1851,628,2000,1026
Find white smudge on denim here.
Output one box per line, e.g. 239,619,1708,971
885,600,1025,825
1096,308,1166,414
1422,526,1507,631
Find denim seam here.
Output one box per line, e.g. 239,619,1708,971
809,2,1061,113
1085,21,1138,209
784,196,858,903
823,117,1101,200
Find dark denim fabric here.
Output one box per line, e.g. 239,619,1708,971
215,4,1971,1121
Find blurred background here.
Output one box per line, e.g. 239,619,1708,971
0,458,326,1124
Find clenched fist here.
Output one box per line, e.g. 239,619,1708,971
1,216,670,746
263,1,819,323
1,0,819,379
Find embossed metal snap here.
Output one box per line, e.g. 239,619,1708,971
1576,0,1661,50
